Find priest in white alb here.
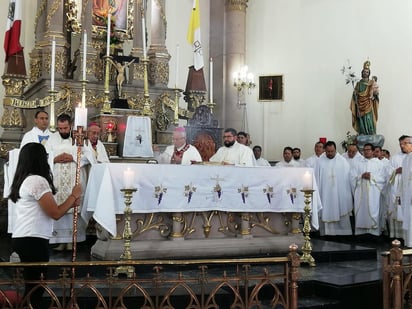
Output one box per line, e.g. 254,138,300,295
350,143,385,236
314,141,353,236
209,128,256,167
46,114,87,250
154,127,202,164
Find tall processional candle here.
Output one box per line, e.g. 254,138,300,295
74,104,88,128
82,31,87,81
303,170,313,190
142,17,147,58
51,37,56,91
209,57,213,102
175,44,179,88
106,12,111,57
123,167,135,189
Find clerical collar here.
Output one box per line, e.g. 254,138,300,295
176,143,187,151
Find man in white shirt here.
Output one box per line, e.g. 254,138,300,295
342,144,364,168
154,127,202,164
20,110,51,147
400,137,412,247
209,128,255,166
253,145,271,167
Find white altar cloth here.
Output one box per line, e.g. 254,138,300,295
82,163,322,236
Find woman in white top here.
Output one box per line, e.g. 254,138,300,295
8,142,81,306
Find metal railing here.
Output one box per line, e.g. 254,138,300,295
382,239,412,309
0,245,300,309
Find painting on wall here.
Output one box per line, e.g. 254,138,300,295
92,0,134,42
258,75,284,101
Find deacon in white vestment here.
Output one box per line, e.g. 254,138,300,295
20,110,51,147
154,127,202,165
305,141,325,169
209,128,256,167
253,145,271,167
385,135,410,239
314,141,353,236
46,114,87,250
400,138,412,247
275,147,300,168
350,143,386,236
342,144,364,168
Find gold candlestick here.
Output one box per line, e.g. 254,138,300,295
101,55,113,114
207,100,216,114
300,189,316,266
115,188,137,278
141,57,153,116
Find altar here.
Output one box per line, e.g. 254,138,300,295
81,163,321,260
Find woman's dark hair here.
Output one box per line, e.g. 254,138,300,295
9,143,56,203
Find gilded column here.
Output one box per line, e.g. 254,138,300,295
224,0,248,130
147,0,170,86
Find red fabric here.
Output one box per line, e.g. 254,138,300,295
4,0,23,62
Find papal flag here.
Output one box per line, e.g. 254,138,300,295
186,0,204,71
4,0,23,62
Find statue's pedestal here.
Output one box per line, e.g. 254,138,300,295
356,134,385,150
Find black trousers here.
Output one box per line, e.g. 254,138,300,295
12,237,49,307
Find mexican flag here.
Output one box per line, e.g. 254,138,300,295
4,0,23,62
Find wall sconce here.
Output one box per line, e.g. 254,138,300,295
233,66,256,96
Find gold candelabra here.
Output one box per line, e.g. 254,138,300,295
115,188,137,278
300,189,316,266
141,57,153,116
101,55,113,114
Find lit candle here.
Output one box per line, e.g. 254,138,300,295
142,17,147,58
209,57,213,102
74,104,88,128
303,170,313,190
51,37,56,91
123,167,135,189
106,12,111,57
82,31,87,81
175,44,179,88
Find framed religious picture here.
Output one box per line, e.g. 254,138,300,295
258,75,284,101
92,0,134,42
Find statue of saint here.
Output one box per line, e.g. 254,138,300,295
350,60,379,135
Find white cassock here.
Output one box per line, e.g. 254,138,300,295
305,155,320,169
256,157,271,167
82,140,110,183
209,141,256,166
46,133,87,244
275,160,301,168
350,157,385,236
155,144,202,165
20,126,51,147
384,152,406,239
314,153,353,236
401,152,412,246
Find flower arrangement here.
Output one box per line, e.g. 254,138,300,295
341,60,359,88
341,131,358,151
